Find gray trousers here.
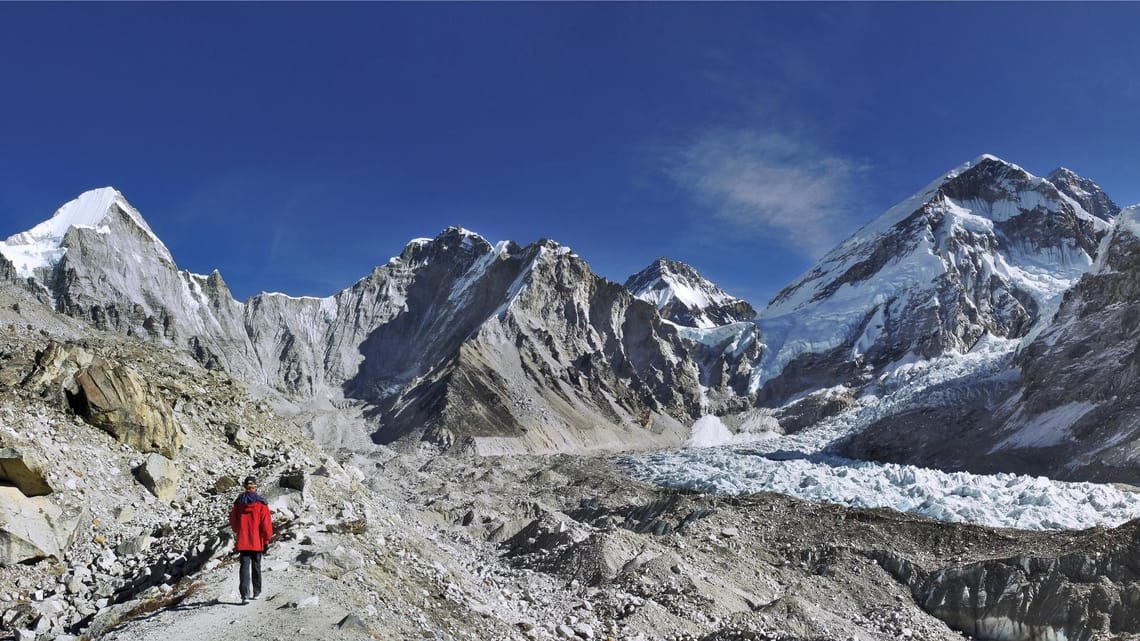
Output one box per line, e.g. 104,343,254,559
238,551,263,598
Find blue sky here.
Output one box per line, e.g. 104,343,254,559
2,3,1138,305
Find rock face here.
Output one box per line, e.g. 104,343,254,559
348,235,760,453
69,359,181,458
754,155,1111,406
1047,167,1121,223
989,205,1140,480
624,258,756,328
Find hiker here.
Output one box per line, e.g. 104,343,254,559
229,475,273,605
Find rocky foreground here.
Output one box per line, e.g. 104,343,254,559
2,291,1140,641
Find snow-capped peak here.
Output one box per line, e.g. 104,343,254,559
0,187,170,279
753,155,1112,401
625,258,755,328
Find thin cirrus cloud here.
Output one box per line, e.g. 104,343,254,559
667,129,868,258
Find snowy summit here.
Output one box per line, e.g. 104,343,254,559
0,187,171,280
624,257,756,328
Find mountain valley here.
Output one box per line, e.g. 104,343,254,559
3,154,1140,641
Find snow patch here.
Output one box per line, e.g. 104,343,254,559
687,415,773,448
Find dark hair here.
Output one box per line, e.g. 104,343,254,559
243,476,256,486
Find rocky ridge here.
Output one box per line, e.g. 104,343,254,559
1,202,762,455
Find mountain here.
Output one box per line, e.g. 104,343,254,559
843,205,1140,482
624,258,756,328
0,196,761,454
1047,167,1121,223
753,155,1112,406
0,156,1124,462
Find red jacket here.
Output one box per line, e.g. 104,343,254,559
229,493,273,552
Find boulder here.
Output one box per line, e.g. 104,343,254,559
70,358,181,458
135,453,180,503
212,475,238,495
224,423,250,452
0,448,52,497
0,487,81,565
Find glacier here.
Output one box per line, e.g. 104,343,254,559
625,335,1140,531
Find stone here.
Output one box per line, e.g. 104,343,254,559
337,614,371,633
224,423,250,452
115,533,153,556
213,475,238,495
572,623,595,639
70,358,181,458
0,448,53,497
0,486,81,565
135,453,180,503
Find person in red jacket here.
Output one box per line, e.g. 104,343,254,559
229,476,273,604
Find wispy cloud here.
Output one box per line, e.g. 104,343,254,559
665,129,869,257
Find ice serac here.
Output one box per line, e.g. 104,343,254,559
753,155,1110,406
624,258,756,328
